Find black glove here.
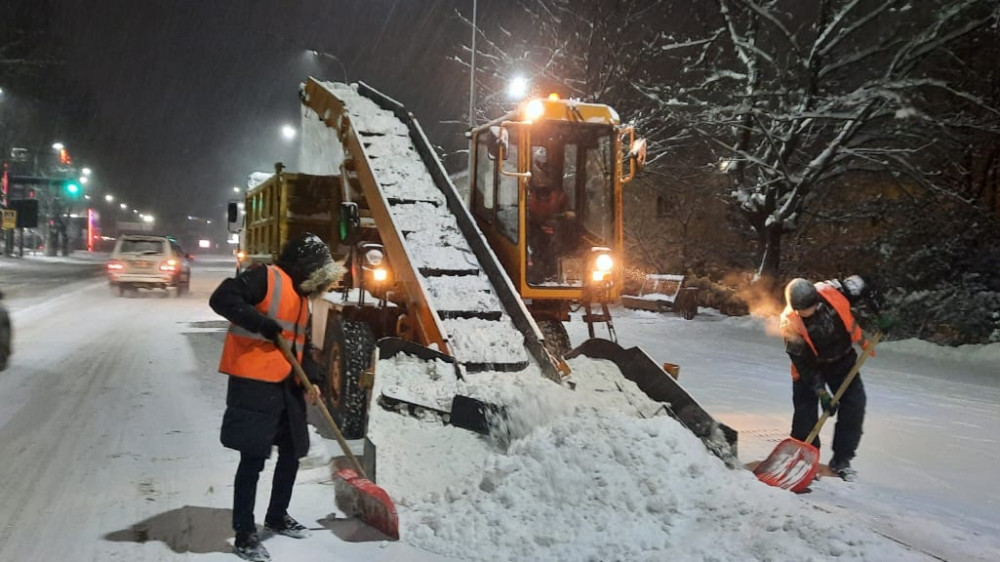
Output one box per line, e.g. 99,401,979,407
818,390,839,416
257,317,282,344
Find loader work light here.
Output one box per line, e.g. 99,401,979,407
524,99,545,122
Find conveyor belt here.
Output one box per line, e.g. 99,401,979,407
307,81,561,375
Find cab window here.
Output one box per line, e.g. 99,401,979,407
473,133,495,222
496,127,519,243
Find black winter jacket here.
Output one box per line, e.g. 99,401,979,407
210,265,319,459
784,282,862,391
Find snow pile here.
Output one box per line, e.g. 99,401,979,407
369,355,918,561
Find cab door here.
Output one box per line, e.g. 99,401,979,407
470,127,524,286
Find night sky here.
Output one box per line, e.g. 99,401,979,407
45,1,493,233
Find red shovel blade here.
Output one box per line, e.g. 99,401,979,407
333,468,400,540
753,438,819,493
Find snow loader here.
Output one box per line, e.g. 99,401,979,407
229,79,737,473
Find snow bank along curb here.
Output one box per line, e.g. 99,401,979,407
359,355,920,561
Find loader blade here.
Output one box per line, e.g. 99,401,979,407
333,468,399,540
753,438,819,493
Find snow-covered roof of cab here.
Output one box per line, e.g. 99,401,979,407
472,96,621,134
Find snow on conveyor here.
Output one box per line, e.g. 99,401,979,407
319,82,526,367
366,354,923,562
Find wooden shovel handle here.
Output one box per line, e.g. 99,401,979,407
275,338,367,478
804,332,881,445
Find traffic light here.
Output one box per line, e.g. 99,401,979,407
64,180,81,197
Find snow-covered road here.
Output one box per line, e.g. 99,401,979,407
566,307,1000,562
0,257,453,562
0,254,996,561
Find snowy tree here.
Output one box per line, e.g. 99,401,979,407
635,0,1000,284
455,0,673,130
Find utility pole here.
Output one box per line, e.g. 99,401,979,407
468,0,477,129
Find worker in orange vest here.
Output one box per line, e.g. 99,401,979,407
780,276,875,482
211,233,343,562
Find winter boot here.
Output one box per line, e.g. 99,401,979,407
829,457,858,482
234,531,270,562
264,514,309,539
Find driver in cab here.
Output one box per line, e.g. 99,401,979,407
527,150,574,283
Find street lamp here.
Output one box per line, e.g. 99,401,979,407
282,125,296,140
105,194,114,202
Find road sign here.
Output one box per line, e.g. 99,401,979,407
2,209,16,229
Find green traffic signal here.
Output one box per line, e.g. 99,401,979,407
65,182,80,196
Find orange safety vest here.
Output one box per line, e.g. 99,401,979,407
218,265,308,382
780,282,872,381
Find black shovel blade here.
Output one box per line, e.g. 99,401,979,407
449,395,505,435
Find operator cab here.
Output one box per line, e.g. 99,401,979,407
522,122,614,287
468,95,645,345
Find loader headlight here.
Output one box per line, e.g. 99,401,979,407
588,248,614,284
372,267,388,282
364,248,384,267
595,253,613,273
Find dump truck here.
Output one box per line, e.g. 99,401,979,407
233,164,343,269
229,79,736,464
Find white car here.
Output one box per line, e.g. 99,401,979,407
106,234,192,296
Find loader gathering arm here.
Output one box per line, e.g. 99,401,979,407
301,78,561,379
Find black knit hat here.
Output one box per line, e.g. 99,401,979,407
785,278,819,311
275,233,342,296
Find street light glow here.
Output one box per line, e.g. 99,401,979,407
282,125,296,140
233,186,240,193
120,203,128,210
105,194,114,202
52,142,65,151
82,167,92,176
508,76,528,100
79,176,89,184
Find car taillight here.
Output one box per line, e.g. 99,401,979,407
107,261,124,270
159,259,177,272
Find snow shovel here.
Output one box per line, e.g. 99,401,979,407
754,332,880,493
275,338,399,540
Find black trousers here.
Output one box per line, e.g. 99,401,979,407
232,419,300,533
791,354,867,462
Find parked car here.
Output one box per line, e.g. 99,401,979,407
106,234,192,296
0,290,10,371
